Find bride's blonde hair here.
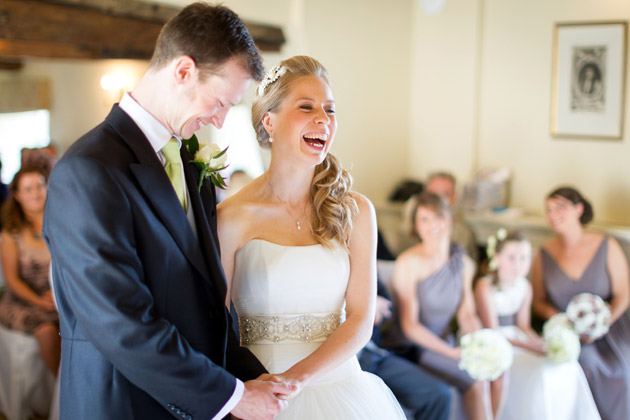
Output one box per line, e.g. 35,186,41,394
252,56,358,250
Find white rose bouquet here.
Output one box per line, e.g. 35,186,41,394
458,329,514,381
543,313,581,364
183,134,228,191
566,292,611,340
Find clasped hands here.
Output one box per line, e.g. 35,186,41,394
230,373,302,420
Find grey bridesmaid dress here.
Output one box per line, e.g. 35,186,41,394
383,244,475,392
541,238,630,420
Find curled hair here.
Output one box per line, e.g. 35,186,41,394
311,154,358,250
408,191,452,239
547,186,593,225
150,3,264,81
1,166,48,234
252,56,357,249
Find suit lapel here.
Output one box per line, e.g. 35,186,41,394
106,106,211,285
181,147,228,299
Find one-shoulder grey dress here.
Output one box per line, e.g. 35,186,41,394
541,238,630,420
383,244,475,392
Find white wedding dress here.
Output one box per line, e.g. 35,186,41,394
493,277,601,420
232,239,405,419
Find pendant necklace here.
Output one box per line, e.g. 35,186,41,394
268,182,308,231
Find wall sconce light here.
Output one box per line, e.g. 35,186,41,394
100,73,130,103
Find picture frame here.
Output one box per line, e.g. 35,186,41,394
551,21,627,139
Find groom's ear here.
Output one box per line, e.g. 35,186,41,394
172,56,196,85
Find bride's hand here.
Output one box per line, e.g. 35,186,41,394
256,373,303,400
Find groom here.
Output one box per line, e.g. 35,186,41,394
43,3,293,419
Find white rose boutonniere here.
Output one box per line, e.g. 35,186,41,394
183,134,228,191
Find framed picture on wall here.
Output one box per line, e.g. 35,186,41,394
551,21,627,139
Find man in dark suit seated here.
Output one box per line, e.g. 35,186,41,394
43,3,294,419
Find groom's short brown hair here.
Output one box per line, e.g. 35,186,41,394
150,2,264,81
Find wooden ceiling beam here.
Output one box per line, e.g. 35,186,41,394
0,58,23,70
0,0,284,61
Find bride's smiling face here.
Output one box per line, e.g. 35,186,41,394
263,76,336,165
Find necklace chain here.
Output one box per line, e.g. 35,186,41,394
268,182,308,231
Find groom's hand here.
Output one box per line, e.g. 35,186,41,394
230,377,296,420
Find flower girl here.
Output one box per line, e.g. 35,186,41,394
474,229,600,420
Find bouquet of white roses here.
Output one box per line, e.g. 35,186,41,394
543,313,581,364
566,292,611,340
458,329,513,381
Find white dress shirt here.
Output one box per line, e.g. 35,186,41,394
118,93,244,419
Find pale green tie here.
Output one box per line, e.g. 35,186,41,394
162,137,187,211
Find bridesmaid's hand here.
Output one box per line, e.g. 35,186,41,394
374,296,392,326
579,334,596,345
449,347,462,361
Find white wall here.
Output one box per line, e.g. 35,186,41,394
478,0,630,224
411,0,630,224
20,59,149,150
408,0,482,184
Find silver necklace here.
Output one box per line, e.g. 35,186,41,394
268,182,308,231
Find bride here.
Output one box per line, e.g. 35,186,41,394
217,56,406,419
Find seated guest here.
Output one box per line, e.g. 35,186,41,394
384,192,491,420
531,187,630,420
422,172,479,261
476,229,600,420
0,167,60,375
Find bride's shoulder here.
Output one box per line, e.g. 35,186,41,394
349,191,375,219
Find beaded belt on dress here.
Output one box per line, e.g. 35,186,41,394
239,312,344,345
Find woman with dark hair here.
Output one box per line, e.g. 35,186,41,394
385,191,491,420
531,187,630,420
0,167,59,374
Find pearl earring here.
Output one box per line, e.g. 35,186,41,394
269,136,274,143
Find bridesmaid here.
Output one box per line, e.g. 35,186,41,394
531,187,630,420
388,191,491,420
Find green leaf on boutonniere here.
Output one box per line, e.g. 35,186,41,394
212,146,228,160
182,134,199,157
211,172,228,189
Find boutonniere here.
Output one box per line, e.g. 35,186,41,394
182,134,228,191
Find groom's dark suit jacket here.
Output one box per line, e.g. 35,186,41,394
43,105,266,420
